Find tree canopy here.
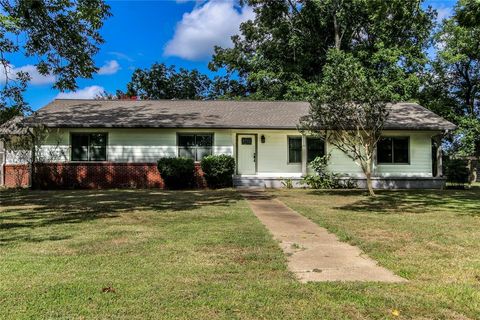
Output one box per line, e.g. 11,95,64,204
419,0,480,157
123,63,247,100
209,0,435,101
125,63,211,100
0,0,111,124
300,49,393,196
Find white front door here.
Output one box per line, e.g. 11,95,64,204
237,134,256,175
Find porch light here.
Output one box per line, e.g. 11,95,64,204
261,135,266,143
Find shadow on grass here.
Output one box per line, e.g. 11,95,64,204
304,187,480,216
0,189,242,244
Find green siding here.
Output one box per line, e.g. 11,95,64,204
35,128,437,178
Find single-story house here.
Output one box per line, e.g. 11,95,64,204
0,99,456,189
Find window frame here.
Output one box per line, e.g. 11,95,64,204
306,137,326,163
176,132,214,162
287,136,302,164
70,132,108,162
376,136,410,165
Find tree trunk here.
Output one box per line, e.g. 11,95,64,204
365,171,375,196
365,159,375,196
333,13,341,50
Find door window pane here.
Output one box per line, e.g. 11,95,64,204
288,137,302,163
241,137,252,145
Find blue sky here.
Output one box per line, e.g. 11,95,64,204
10,0,457,111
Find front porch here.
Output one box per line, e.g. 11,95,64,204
233,175,446,189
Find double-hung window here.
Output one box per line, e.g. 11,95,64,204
288,137,302,163
377,137,409,164
178,133,213,161
307,138,325,162
71,133,107,161
288,137,326,163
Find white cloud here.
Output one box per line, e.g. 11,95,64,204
0,64,55,85
436,7,453,22
108,51,134,62
98,60,120,75
56,85,105,99
164,0,254,61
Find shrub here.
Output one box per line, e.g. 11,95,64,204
281,178,294,189
303,155,357,189
445,159,470,188
302,174,327,189
157,157,195,189
304,155,338,189
201,155,235,188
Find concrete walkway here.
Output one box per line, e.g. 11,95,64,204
241,190,406,283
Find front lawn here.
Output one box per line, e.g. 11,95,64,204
273,187,480,319
1,188,479,319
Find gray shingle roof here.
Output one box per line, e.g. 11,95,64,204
25,99,456,131
0,116,29,135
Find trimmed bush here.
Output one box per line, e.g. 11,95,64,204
201,155,235,188
157,157,195,189
445,159,469,187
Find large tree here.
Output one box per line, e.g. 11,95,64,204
124,62,248,100
420,0,480,159
210,0,435,101
0,0,111,124
125,63,211,100
300,50,391,196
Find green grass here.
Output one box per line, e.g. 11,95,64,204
273,186,480,319
1,188,479,319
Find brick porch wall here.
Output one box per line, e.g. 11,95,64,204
4,164,30,188
3,162,207,189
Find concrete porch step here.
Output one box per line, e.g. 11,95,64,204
233,176,266,188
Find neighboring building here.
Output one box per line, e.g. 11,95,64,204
0,99,456,189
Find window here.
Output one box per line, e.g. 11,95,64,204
241,137,252,145
377,137,409,164
71,133,107,161
288,137,302,163
178,133,213,161
307,138,325,162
